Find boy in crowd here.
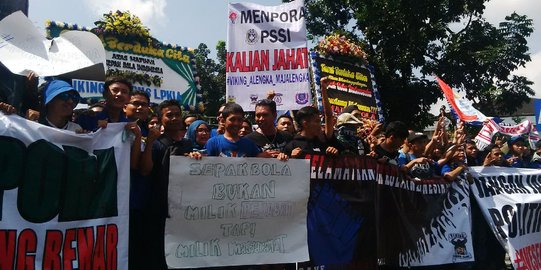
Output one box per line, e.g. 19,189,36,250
124,90,151,136
369,121,409,165
284,77,338,159
138,100,191,269
246,99,292,157
334,112,368,156
505,136,528,168
77,76,131,131
482,144,508,167
277,114,296,135
284,106,339,158
205,102,261,157
398,132,438,180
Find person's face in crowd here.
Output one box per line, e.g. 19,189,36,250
511,141,527,156
47,90,79,119
277,117,295,134
195,123,210,146
465,143,478,158
124,94,149,121
239,121,252,137
222,112,244,137
489,147,505,165
387,135,406,152
148,116,159,130
217,105,225,126
106,82,130,110
432,147,443,160
454,146,466,162
302,115,322,138
184,116,197,128
161,106,182,132
255,105,276,131
409,138,428,155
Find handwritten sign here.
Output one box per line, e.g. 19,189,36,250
0,11,105,77
165,157,310,268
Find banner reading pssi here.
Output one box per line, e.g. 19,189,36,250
0,113,130,269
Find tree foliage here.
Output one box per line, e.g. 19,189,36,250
298,0,534,128
194,41,226,117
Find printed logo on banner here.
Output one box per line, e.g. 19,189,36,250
274,93,283,105
227,95,236,103
229,12,238,24
295,92,309,105
246,29,258,45
449,233,472,262
250,94,258,104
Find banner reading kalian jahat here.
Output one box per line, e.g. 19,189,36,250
227,0,312,111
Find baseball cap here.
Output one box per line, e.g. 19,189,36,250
507,136,526,147
408,132,428,143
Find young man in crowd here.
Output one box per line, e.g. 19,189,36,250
124,90,151,136
334,112,368,156
284,78,338,158
277,114,296,135
246,99,292,157
284,106,339,158
210,104,226,137
465,139,481,166
138,99,191,269
482,144,508,167
203,102,263,157
369,121,409,165
398,132,438,179
77,76,131,131
505,136,528,168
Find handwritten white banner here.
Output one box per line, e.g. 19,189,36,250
165,156,310,268
0,11,105,77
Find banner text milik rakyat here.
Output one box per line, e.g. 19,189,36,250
227,0,312,110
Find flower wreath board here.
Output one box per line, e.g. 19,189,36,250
46,15,200,109
311,52,384,121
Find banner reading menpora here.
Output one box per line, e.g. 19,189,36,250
226,0,312,111
0,114,130,269
46,19,199,106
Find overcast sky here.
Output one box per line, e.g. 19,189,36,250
27,0,541,98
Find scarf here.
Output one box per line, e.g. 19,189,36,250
474,119,539,150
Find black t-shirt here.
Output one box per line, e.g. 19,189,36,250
245,130,293,152
284,134,339,158
373,144,399,165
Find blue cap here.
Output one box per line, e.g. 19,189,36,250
44,80,78,105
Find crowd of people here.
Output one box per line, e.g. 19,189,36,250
1,75,540,269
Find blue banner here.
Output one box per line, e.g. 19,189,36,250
534,98,541,132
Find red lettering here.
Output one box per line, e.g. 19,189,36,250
92,225,106,270
0,230,16,269
63,229,76,270
43,230,62,270
226,52,235,72
77,227,95,270
106,225,118,270
16,229,36,270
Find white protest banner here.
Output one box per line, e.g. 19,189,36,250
0,11,106,77
165,156,310,268
0,113,129,269
469,167,541,270
226,0,312,110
